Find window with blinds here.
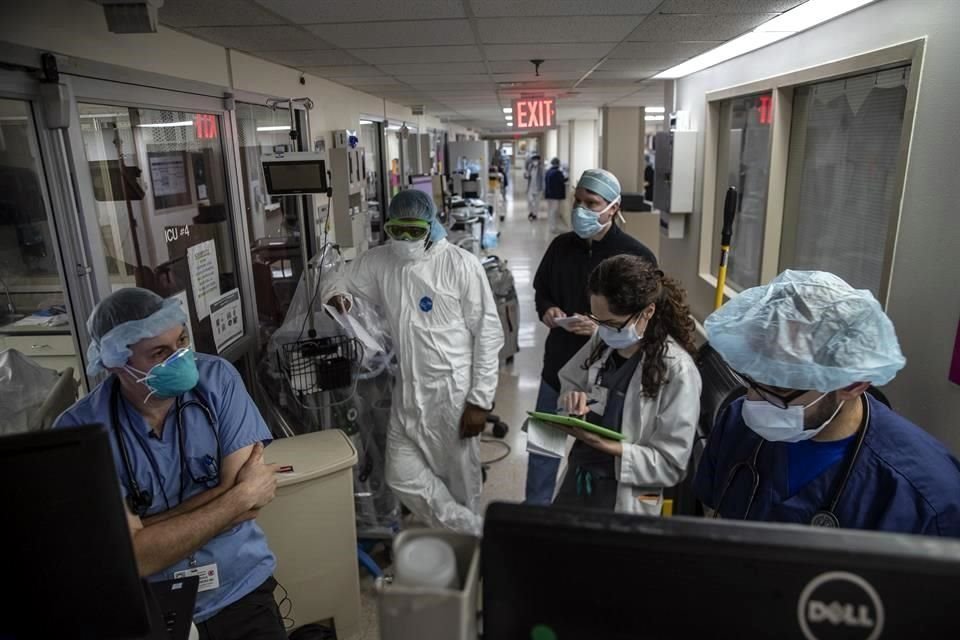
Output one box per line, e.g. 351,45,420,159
779,66,911,299
712,92,774,291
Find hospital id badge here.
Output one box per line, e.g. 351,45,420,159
588,384,609,416
174,563,220,592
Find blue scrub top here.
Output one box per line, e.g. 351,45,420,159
694,395,960,537
55,354,276,622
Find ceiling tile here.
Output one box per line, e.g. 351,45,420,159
487,59,597,73
159,0,285,27
607,41,719,61
483,43,614,61
297,64,386,77
259,49,364,66
256,0,466,23
326,75,404,86
658,0,805,13
399,74,493,85
469,0,661,17
626,13,776,42
183,25,330,51
350,45,481,64
377,62,489,75
491,71,584,82
307,20,474,48
588,70,660,81
477,16,643,44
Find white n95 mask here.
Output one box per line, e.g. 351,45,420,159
390,240,427,261
741,392,844,443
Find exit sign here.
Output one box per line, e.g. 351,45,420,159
511,97,557,130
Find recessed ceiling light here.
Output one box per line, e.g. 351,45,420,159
503,107,513,113
136,121,194,128
655,0,877,79
256,125,292,132
645,115,664,121
645,107,665,114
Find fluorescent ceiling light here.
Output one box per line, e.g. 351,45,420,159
506,122,513,127
645,107,665,114
502,107,512,113
645,115,664,121
256,125,291,132
136,121,194,128
655,0,876,79
505,115,513,120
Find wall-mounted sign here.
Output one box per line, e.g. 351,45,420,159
511,97,557,130
194,114,217,140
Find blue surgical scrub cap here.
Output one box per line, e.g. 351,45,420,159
86,287,187,375
576,169,621,204
704,270,906,392
388,189,447,242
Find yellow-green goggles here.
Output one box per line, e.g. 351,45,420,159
385,218,430,242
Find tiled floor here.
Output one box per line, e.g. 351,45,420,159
352,181,563,640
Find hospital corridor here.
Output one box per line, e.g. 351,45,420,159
3,1,960,639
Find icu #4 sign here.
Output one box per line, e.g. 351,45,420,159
797,571,885,640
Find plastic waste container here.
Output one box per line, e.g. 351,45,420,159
259,429,360,636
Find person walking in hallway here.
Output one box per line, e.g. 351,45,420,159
525,152,545,221
544,157,568,234
526,168,657,505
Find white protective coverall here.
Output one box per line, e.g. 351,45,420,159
324,238,504,534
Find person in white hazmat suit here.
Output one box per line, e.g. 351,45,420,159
325,189,504,534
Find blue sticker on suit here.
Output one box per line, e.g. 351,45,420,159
419,296,433,312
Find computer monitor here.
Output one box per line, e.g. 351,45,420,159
482,502,960,639
0,425,153,638
409,173,433,197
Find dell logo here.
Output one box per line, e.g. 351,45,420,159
807,601,875,627
798,572,884,640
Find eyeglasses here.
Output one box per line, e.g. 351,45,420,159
730,370,808,410
586,311,638,332
385,218,430,242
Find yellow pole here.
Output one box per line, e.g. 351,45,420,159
714,245,730,310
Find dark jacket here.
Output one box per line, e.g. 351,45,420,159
533,225,657,390
544,166,568,200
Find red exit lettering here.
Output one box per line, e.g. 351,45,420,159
512,98,556,129
194,114,218,139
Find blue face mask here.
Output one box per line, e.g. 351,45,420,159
571,197,619,239
126,348,199,402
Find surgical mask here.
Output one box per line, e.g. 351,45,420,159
390,239,427,261
125,347,199,402
572,197,619,239
598,322,643,350
741,393,845,443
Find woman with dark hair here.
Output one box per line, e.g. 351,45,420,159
552,255,702,514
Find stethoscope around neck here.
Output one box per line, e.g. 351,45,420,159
712,394,870,528
110,377,221,518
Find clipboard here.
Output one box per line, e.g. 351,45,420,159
526,411,626,441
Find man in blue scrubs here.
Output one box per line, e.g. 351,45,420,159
695,270,960,536
55,288,285,639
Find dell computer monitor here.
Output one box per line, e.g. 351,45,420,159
482,502,960,639
0,425,153,639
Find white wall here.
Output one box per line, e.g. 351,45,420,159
544,128,559,163
569,118,599,185
557,122,571,168
601,107,643,192
662,0,960,451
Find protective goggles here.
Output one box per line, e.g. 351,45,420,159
731,369,808,410
384,218,430,242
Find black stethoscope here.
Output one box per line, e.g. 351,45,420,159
712,395,870,528
111,378,222,517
